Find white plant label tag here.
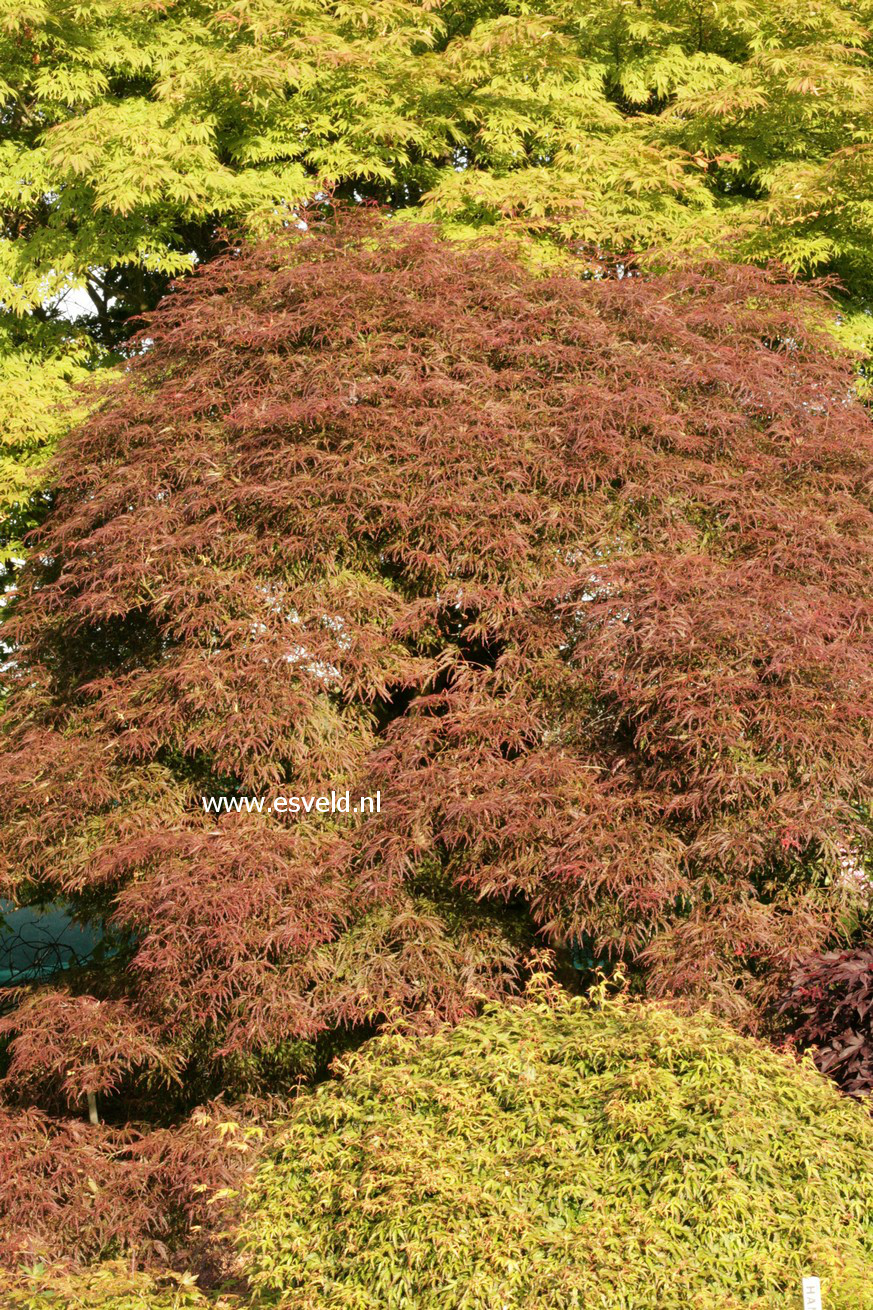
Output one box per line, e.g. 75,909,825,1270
802,1277,822,1310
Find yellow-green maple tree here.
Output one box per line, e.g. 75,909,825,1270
3,0,873,549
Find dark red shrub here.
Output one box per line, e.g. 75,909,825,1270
780,947,873,1098
0,212,871,1135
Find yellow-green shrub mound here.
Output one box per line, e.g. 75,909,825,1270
241,993,873,1309
0,1263,238,1309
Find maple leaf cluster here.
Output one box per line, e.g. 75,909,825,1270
0,1098,252,1266
0,213,871,1157
780,948,873,1097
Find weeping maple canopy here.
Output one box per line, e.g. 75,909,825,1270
1,213,871,1115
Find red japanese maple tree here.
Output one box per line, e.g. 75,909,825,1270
1,213,871,1155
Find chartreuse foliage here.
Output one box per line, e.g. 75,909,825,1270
242,992,873,1310
0,1264,238,1310
0,333,95,562
5,0,873,518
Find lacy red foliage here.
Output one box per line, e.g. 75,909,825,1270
0,991,181,1107
0,1100,253,1265
1,213,871,1129
780,948,873,1098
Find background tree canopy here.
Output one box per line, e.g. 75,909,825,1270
4,0,873,548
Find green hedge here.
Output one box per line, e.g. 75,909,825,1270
241,992,873,1309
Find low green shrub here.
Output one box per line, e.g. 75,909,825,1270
241,991,873,1309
